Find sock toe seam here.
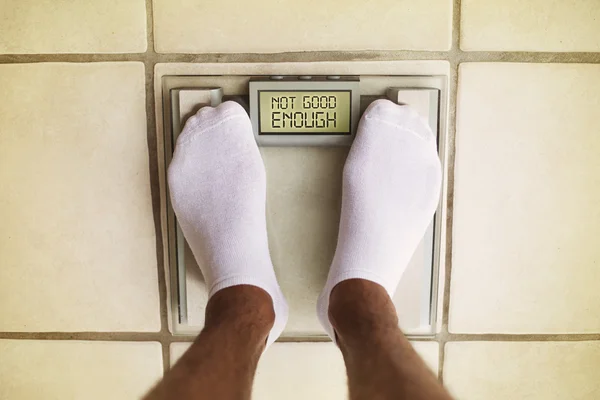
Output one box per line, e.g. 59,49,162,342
177,113,248,146
363,117,434,141
328,269,392,294
208,274,283,304
208,273,269,294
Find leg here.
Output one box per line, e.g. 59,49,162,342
330,280,452,400
317,100,451,399
144,285,273,400
145,102,288,399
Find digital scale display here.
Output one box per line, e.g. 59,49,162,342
249,77,359,146
258,91,352,135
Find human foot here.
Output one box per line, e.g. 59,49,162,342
317,99,442,340
168,101,288,347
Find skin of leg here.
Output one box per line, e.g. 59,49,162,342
143,285,274,400
329,279,454,400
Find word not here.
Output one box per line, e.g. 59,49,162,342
271,95,338,110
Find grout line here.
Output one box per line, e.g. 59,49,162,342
451,0,462,54
145,0,157,58
0,54,147,63
0,332,167,341
162,343,171,372
458,51,600,64
144,0,171,375
0,51,600,65
437,341,445,381
437,68,456,381
276,336,332,343
151,51,450,63
144,0,164,327
438,0,462,384
146,61,168,339
446,333,600,342
2,331,600,343
0,332,189,345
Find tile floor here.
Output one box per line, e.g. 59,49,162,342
152,0,453,53
170,342,439,399
1,0,600,399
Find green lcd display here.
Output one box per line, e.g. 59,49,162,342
258,91,351,135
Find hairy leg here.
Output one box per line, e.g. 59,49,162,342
330,279,453,400
146,102,287,399
144,285,274,400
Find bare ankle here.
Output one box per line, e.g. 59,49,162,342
204,285,275,346
328,280,399,345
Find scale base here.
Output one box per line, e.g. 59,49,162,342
161,73,448,339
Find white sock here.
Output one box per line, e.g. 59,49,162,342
167,101,288,347
317,99,442,340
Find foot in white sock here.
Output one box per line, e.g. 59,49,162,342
317,99,442,340
167,101,288,347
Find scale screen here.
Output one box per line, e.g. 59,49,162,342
258,91,352,135
249,78,360,146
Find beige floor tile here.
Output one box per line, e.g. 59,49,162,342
444,341,600,400
169,343,187,364
153,0,452,53
172,341,439,374
0,340,162,400
0,0,147,54
450,63,600,333
171,341,438,399
409,341,440,374
254,343,347,399
0,63,159,332
461,0,600,51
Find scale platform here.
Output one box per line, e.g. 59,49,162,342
161,73,448,339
